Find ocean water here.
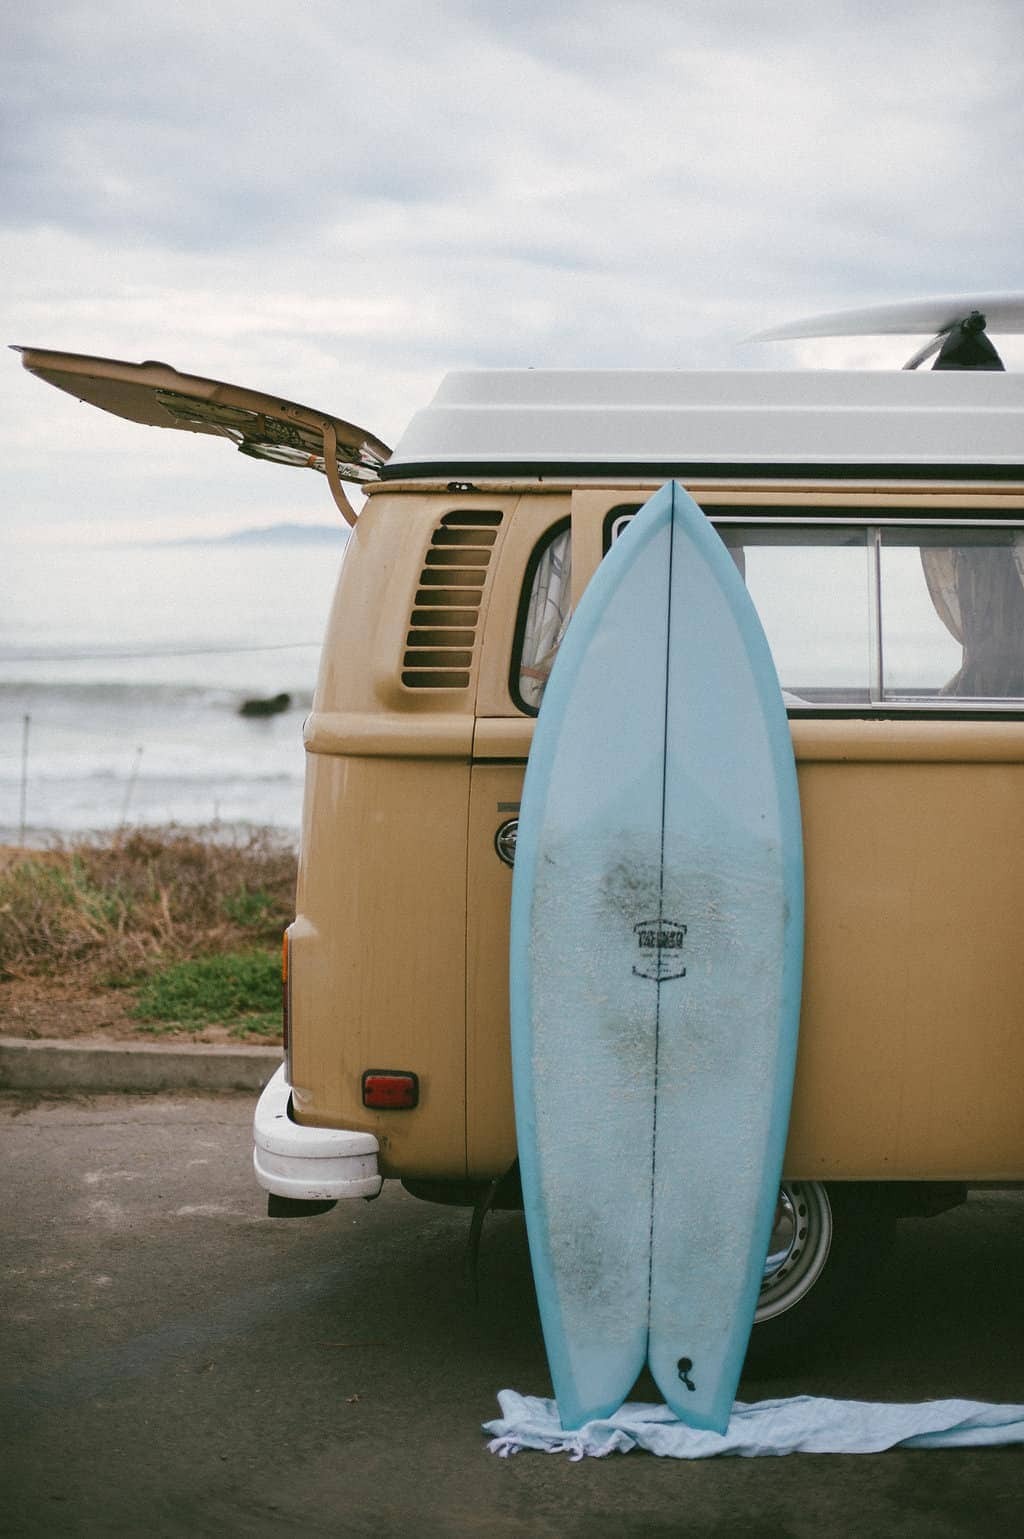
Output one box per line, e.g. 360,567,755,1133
0,536,348,843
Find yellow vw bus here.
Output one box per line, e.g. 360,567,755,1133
18,295,1024,1346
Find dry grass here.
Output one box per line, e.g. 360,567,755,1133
0,827,296,989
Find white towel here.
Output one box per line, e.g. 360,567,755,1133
484,1391,1024,1459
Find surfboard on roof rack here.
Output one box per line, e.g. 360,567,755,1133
753,291,1024,371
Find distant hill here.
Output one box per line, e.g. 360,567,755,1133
159,523,349,548
216,523,348,546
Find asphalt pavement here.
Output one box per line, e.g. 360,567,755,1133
1,1090,1021,1538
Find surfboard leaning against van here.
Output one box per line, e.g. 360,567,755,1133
17,293,1024,1352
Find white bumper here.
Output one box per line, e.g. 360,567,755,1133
253,1064,383,1201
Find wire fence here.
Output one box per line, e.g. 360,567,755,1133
18,713,29,843
4,716,304,846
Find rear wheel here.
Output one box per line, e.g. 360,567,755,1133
748,1180,896,1361
754,1180,833,1326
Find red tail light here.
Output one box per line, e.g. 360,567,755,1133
361,1071,419,1110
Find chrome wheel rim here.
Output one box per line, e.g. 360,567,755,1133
755,1180,833,1323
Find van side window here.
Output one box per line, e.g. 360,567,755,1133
514,521,572,712
717,526,873,704
882,529,1024,700
719,523,1024,707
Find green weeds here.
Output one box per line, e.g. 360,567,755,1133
0,828,294,1040
132,949,281,1036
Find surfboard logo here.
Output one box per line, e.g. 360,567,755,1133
632,918,687,981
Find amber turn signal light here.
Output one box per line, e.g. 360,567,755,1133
361,1070,420,1110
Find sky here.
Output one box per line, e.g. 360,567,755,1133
2,0,1022,544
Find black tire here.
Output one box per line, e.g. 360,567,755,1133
746,1180,897,1365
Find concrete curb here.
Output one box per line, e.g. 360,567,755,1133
0,1037,282,1094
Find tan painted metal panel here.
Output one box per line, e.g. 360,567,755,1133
16,346,391,482
473,718,535,759
311,489,515,721
787,755,1024,1178
466,766,521,1178
372,478,1024,502
792,718,1024,762
290,753,469,1179
289,493,506,1178
305,712,473,758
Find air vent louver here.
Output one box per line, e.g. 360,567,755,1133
403,511,502,689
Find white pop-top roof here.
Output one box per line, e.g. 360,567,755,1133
386,369,1024,477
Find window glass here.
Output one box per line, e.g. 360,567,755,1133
718,527,873,703
517,525,572,710
881,529,1024,699
513,513,1024,714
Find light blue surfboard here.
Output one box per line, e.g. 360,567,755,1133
509,481,803,1434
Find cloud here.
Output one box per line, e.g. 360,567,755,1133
1,0,1022,538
